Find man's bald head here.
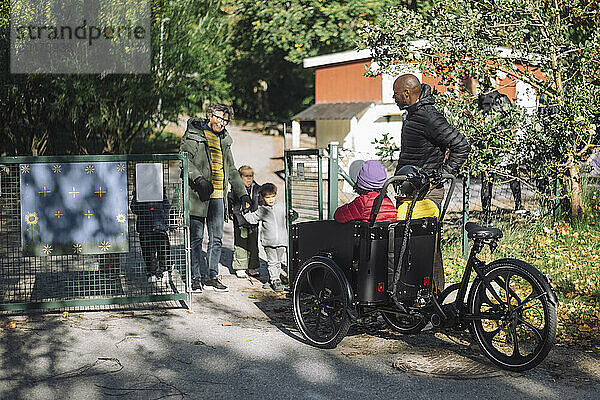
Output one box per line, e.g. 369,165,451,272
393,74,422,110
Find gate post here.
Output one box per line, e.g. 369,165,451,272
317,150,324,220
327,142,339,220
462,174,470,258
553,178,561,221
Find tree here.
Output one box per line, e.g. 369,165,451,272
225,0,400,121
360,0,600,218
0,0,231,155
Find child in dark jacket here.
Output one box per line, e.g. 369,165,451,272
228,165,263,278
334,160,397,223
131,188,171,284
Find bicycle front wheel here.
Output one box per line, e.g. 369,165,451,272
293,258,351,348
468,260,557,372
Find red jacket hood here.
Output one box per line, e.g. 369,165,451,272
333,191,397,223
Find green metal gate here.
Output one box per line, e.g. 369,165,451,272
284,148,325,222
0,154,191,312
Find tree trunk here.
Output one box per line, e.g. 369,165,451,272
569,161,585,218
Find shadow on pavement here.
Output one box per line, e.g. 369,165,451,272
1,288,599,399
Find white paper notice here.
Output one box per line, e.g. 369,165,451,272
135,163,163,202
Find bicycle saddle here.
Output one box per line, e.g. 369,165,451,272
465,222,503,239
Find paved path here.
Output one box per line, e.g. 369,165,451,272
1,126,599,400
2,274,599,400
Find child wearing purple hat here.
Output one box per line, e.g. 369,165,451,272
334,160,397,223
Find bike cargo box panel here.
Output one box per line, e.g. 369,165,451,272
290,220,363,281
357,218,437,304
394,218,437,299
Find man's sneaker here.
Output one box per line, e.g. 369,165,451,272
235,270,248,278
191,277,203,293
162,271,170,284
204,278,229,292
271,279,283,292
247,269,260,277
147,275,158,283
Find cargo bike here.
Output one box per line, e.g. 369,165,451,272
289,170,558,371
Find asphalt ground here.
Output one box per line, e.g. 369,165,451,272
1,274,599,400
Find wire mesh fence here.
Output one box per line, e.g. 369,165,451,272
285,149,323,222
0,154,190,312
334,146,564,222
465,174,553,223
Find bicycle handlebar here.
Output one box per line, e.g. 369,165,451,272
368,173,457,226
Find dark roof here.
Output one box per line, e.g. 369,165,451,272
292,102,373,121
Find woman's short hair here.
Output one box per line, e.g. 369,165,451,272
206,103,234,120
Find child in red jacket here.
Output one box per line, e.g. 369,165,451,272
334,160,397,223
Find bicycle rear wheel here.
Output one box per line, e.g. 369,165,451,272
468,260,557,371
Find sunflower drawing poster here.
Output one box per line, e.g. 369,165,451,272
20,162,129,256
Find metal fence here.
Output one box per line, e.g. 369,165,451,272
284,149,324,222
0,154,191,312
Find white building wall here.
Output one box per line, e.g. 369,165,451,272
311,62,457,157
291,120,301,148
515,79,538,114
349,104,405,156
315,120,351,149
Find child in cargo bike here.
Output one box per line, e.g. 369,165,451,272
395,165,440,221
334,160,397,223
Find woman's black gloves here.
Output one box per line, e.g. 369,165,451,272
190,177,214,201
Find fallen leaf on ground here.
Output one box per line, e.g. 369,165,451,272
578,325,591,332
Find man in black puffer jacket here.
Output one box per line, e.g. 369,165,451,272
394,74,470,178
393,73,471,295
